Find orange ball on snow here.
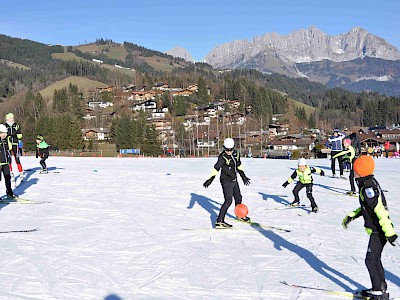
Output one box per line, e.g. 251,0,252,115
234,204,249,218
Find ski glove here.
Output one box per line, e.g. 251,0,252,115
387,234,398,246
320,170,325,176
282,181,289,188
203,176,215,188
342,208,362,229
242,176,250,186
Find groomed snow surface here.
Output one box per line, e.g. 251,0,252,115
0,156,399,300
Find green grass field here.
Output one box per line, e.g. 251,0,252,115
39,76,108,98
292,99,317,118
1,59,31,70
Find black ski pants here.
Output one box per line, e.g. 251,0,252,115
0,164,13,195
39,152,49,170
365,232,387,292
293,182,317,209
349,157,356,192
331,150,344,176
217,179,242,222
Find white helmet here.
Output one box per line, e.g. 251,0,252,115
0,124,8,133
298,158,307,166
223,138,235,149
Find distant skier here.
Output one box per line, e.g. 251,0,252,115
36,135,49,173
203,138,251,228
0,124,16,199
325,128,345,178
332,139,356,195
282,157,324,213
4,113,24,181
342,155,397,300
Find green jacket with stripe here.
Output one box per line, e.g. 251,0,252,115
349,175,396,237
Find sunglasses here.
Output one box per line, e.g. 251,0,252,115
224,147,234,152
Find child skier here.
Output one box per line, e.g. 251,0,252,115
36,135,49,173
332,139,356,195
4,113,24,180
342,155,397,300
203,138,251,228
0,124,16,199
282,158,324,213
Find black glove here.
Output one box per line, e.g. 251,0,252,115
203,176,215,188
242,176,250,186
282,181,289,188
320,170,325,176
342,215,353,229
387,234,398,246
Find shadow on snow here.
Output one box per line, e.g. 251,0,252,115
187,193,236,227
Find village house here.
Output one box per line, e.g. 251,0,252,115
131,100,157,111
128,91,157,101
82,128,110,141
220,112,245,125
267,137,315,157
87,101,114,109
183,115,211,129
152,83,169,90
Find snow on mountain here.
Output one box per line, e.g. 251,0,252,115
1,156,399,299
166,46,194,62
205,26,400,66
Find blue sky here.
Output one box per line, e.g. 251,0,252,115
1,0,399,61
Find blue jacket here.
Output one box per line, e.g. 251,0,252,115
325,133,345,151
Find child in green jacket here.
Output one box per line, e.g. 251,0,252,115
36,135,50,173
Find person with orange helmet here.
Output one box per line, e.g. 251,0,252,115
342,155,397,300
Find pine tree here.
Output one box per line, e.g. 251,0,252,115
196,77,209,105
69,118,84,150
115,116,132,150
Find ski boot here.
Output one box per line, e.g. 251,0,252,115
19,171,25,181
359,290,389,300
290,200,300,207
346,191,357,196
6,192,17,200
312,206,319,213
237,216,251,223
39,168,48,174
215,221,233,229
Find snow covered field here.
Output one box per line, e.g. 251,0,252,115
0,156,399,300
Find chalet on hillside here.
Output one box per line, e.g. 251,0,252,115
128,91,156,101
236,130,269,147
131,100,157,111
82,128,109,141
152,83,169,90
269,124,290,136
220,112,245,125
268,138,315,156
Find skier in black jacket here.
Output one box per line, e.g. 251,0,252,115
203,138,250,228
342,155,397,300
0,124,16,199
4,113,24,180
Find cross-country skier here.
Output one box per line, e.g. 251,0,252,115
36,135,49,173
0,124,16,199
282,157,324,213
325,128,346,178
332,139,356,195
342,155,397,300
4,113,24,181
203,138,251,229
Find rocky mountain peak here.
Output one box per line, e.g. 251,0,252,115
205,27,400,67
165,46,194,62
